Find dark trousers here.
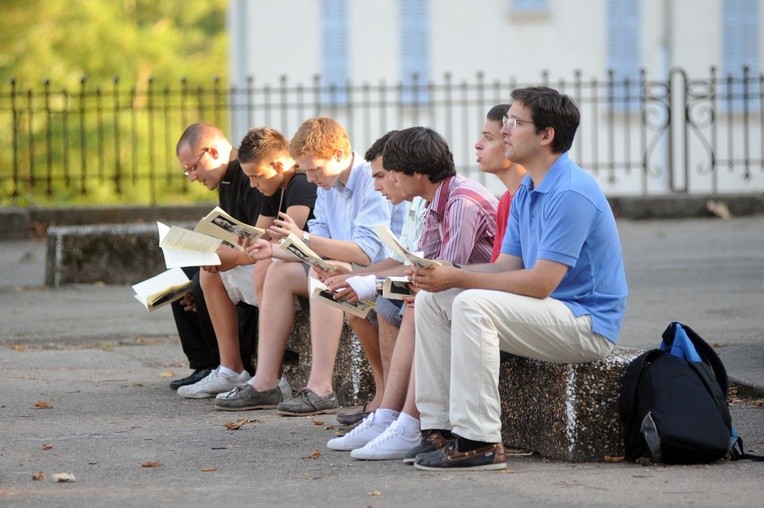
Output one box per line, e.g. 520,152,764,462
171,267,258,375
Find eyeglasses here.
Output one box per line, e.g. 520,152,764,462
502,116,535,129
182,148,208,176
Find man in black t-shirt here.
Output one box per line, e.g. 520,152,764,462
183,126,318,401
170,123,272,393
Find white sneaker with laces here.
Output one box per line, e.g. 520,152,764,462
177,367,251,399
350,420,421,460
327,412,384,451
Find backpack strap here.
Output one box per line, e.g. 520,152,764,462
620,349,661,425
662,322,729,396
729,436,764,462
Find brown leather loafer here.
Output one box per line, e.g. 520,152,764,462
414,442,507,471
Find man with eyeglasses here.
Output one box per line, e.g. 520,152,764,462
409,87,628,471
169,122,276,394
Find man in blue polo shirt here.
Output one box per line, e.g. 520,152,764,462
409,86,628,471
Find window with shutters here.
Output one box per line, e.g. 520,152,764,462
400,0,431,104
722,0,761,111
321,0,348,105
607,0,641,111
511,0,548,12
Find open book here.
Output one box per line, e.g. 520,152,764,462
373,224,441,269
157,222,222,268
194,206,266,251
309,276,376,318
278,232,337,273
381,275,415,300
131,267,191,311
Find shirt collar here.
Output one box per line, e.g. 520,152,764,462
522,152,570,194
428,174,459,220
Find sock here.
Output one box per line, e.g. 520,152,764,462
454,435,493,453
396,412,421,437
373,408,400,428
218,365,239,378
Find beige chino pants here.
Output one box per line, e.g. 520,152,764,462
414,288,614,443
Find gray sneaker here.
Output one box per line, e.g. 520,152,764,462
276,388,338,416
214,383,283,411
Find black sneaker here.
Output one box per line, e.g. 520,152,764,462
169,368,212,390
402,429,454,464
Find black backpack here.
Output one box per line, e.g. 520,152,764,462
620,322,760,464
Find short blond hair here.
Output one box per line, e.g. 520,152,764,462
289,117,351,160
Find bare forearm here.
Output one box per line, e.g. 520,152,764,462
311,235,371,266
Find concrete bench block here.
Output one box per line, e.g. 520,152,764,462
46,224,168,287
281,310,374,407
498,346,642,462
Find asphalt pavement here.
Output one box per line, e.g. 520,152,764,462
0,216,763,507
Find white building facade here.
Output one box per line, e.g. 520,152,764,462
227,0,762,196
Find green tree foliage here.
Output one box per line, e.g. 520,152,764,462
0,0,230,206
0,0,228,88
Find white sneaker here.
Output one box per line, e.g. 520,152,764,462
215,376,291,401
177,367,251,399
350,420,421,460
327,412,384,451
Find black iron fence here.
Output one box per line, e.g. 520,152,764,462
1,68,762,206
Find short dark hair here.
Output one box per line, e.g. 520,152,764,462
364,130,399,162
510,87,580,153
382,127,456,183
238,127,289,165
487,104,510,123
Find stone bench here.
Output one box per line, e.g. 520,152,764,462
44,223,373,406
498,346,642,462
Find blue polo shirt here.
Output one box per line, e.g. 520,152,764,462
501,153,628,343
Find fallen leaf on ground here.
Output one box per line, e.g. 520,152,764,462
160,371,175,378
368,490,382,496
52,473,76,482
141,461,161,468
306,449,321,460
11,343,27,351
500,468,516,474
306,416,324,426
223,418,260,430
42,444,53,451
325,425,336,431
31,471,45,481
201,467,217,472
603,455,625,463
33,401,51,409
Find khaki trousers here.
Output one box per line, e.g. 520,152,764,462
414,288,614,443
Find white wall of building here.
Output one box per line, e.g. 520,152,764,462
227,1,763,195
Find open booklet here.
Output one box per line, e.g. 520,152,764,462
373,224,441,269
309,276,376,318
193,206,266,251
157,222,222,268
381,275,415,300
131,267,191,312
278,232,337,273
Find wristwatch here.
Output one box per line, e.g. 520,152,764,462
302,231,311,247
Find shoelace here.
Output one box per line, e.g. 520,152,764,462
369,422,404,446
344,414,375,439
222,385,245,398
